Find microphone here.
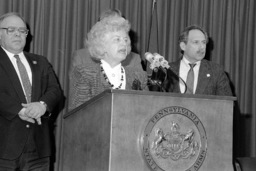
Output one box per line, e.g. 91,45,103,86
145,52,170,71
145,52,187,93
144,52,154,63
144,52,169,92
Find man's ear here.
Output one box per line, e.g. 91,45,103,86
180,42,186,51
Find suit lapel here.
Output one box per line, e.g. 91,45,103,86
123,65,133,90
0,48,27,102
196,59,211,94
170,59,182,93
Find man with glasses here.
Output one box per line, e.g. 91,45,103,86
0,12,62,171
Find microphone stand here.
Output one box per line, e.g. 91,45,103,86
148,66,168,92
167,66,188,93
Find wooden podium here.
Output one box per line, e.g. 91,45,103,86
62,90,236,171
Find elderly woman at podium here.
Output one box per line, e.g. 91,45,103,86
68,15,148,110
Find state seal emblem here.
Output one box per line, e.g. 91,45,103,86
141,106,207,171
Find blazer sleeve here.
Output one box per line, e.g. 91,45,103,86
68,64,93,110
35,56,62,112
215,69,233,96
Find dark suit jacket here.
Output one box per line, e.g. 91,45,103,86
68,48,148,110
0,47,62,160
165,58,232,96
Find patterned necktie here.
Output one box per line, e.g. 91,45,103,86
14,55,32,103
186,63,196,94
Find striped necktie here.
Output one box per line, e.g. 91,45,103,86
186,63,196,94
14,55,32,102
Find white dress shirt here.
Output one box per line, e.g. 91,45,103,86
101,60,126,89
179,57,201,94
2,47,32,94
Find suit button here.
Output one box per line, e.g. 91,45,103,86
26,124,30,128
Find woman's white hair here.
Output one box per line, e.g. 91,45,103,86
86,15,131,60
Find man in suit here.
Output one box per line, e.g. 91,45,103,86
0,12,62,170
165,25,232,96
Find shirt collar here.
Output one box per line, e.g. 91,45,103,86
1,46,24,60
181,56,201,68
101,59,122,73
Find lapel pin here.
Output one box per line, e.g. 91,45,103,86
207,74,210,77
33,61,37,64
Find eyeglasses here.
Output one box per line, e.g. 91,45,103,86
0,27,29,35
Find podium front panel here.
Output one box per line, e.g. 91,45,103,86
63,90,234,171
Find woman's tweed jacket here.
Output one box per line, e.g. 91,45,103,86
68,48,148,110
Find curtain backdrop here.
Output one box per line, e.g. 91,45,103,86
0,0,255,170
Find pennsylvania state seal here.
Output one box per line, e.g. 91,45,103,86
141,106,207,171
